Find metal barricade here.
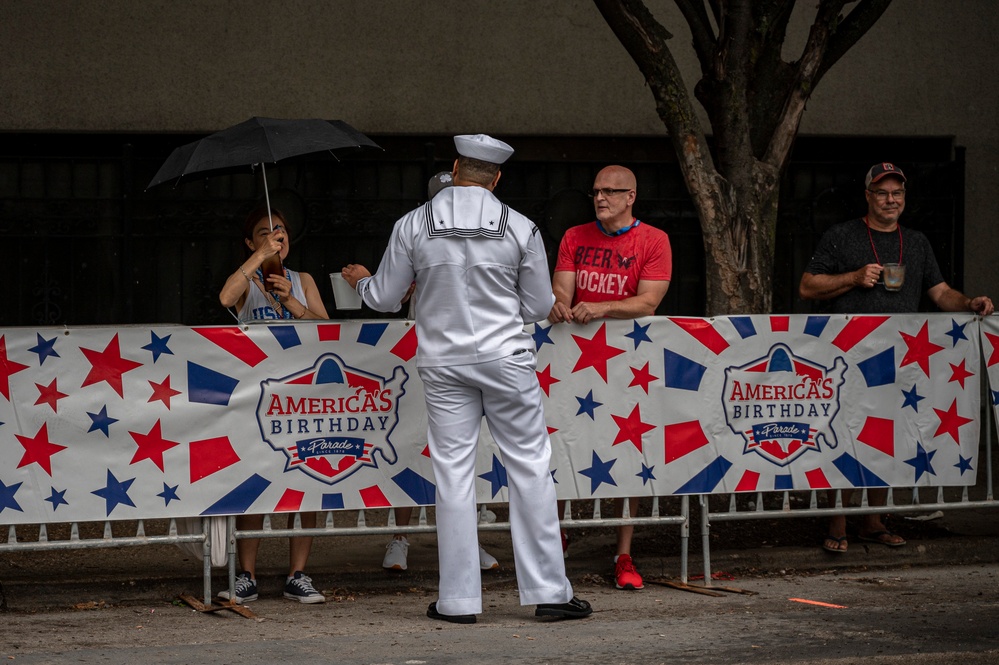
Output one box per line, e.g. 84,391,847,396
220,498,691,600
696,383,997,586
0,518,215,603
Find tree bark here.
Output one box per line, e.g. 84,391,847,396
593,0,892,316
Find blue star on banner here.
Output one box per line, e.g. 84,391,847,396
992,389,999,407
92,469,136,516
901,385,925,412
45,487,69,510
944,319,969,347
579,451,617,494
87,405,118,437
0,479,24,513
637,464,656,485
142,331,174,363
158,483,180,506
904,442,936,482
624,321,653,349
28,333,60,365
532,323,555,351
575,390,602,419
478,455,509,498
955,455,974,475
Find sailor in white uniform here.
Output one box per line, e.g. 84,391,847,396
342,134,591,623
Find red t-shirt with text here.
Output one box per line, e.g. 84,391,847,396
554,221,672,304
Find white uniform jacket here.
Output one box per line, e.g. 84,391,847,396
358,186,555,367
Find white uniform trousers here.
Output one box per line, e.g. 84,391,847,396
419,350,574,616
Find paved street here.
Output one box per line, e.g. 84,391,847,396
3,520,999,664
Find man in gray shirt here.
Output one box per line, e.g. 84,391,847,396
799,162,993,553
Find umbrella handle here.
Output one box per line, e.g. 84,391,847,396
260,163,274,231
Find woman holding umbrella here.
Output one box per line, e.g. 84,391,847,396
220,204,328,322
217,204,329,604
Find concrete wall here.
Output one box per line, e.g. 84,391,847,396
2,0,996,299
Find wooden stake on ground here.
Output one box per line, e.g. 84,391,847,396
178,593,262,620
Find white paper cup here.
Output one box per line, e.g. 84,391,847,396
330,273,362,310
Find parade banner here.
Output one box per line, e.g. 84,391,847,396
0,314,988,525
982,316,999,443
539,314,983,500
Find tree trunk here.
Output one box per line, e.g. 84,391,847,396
593,0,895,316
696,163,779,316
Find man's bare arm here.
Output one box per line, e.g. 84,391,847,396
799,264,881,301
570,279,670,324
928,282,995,315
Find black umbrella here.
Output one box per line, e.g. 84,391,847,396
147,117,381,228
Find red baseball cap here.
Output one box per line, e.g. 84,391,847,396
865,162,906,187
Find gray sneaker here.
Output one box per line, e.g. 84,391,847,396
284,571,326,604
218,571,258,604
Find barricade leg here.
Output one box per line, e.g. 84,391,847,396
679,495,689,583
226,515,237,602
699,494,712,586
202,517,211,605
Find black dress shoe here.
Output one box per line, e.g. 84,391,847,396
427,601,476,624
535,596,593,619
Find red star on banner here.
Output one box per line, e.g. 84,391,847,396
898,321,944,377
129,419,180,472
947,359,974,389
628,362,658,394
148,376,182,409
15,423,67,476
932,398,973,445
984,332,999,368
0,335,29,401
34,378,69,413
80,334,143,398
571,323,626,382
536,364,560,397
611,404,656,452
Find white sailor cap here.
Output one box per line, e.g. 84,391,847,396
453,134,514,165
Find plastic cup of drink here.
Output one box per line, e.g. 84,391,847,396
330,273,363,310
883,263,905,291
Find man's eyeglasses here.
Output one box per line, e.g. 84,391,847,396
867,188,906,202
588,188,632,198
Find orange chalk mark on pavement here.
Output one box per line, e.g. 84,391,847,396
789,598,847,609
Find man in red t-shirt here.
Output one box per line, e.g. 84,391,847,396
549,165,672,590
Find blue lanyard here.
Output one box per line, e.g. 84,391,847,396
596,218,641,237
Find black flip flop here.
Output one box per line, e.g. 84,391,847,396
858,530,906,547
822,535,848,554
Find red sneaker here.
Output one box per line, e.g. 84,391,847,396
614,554,644,590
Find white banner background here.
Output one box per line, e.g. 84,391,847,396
0,314,989,524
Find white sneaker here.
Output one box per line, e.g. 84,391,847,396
479,546,499,570
383,537,409,570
